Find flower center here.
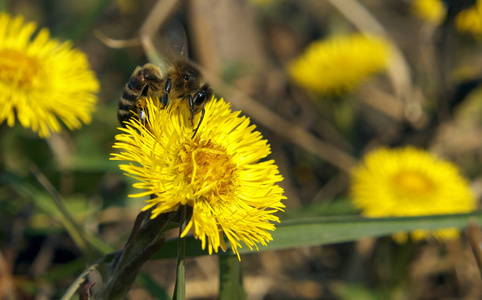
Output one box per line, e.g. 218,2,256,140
0,49,43,88
392,170,434,196
179,139,238,205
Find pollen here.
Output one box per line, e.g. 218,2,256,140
0,49,43,88
180,140,239,206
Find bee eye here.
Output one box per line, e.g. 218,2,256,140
183,74,190,81
194,91,207,104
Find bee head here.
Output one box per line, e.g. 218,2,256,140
170,60,202,98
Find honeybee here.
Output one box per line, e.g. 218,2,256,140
118,60,213,137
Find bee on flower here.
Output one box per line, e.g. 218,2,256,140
111,97,286,259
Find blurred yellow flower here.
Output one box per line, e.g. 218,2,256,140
111,98,285,258
350,147,476,242
0,12,99,138
412,0,446,24
456,1,482,36
413,0,482,37
288,33,390,95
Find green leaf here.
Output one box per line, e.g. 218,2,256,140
219,255,247,300
263,212,482,252
152,212,482,259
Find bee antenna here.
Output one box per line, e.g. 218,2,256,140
192,108,205,139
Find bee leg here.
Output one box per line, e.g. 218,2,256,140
191,108,205,139
188,95,195,126
162,78,171,107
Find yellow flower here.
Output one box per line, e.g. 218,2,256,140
350,147,476,242
111,98,285,258
288,33,390,95
413,0,482,37
412,0,446,24
456,1,482,37
0,12,99,138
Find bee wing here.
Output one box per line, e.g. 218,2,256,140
147,17,189,74
162,17,189,59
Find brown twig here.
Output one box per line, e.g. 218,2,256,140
139,0,181,39
94,0,180,54
466,221,482,277
201,68,359,172
79,282,95,300
0,251,16,300
93,30,142,48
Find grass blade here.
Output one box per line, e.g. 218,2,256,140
152,212,482,259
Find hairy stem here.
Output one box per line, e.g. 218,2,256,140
95,209,171,300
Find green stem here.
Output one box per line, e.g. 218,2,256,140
219,255,246,300
95,209,170,300
173,206,187,300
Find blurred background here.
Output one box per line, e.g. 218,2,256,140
1,0,482,299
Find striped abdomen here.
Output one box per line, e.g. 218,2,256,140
117,64,163,127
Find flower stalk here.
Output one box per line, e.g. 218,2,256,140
95,208,171,299
173,206,187,300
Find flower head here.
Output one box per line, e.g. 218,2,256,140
456,1,482,37
0,12,99,138
288,33,390,95
412,0,482,37
111,98,285,258
412,0,446,24
350,147,476,242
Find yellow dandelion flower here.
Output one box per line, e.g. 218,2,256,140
456,0,482,37
0,12,99,138
288,33,390,95
111,98,285,258
350,147,476,242
412,0,446,24
413,0,482,37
